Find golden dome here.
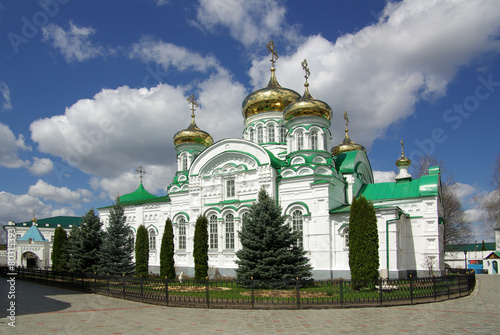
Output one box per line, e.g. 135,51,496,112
283,82,332,121
173,117,213,147
331,111,366,156
395,139,411,167
241,67,300,119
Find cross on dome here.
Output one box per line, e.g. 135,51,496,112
344,111,349,132
136,165,146,183
267,40,279,68
301,59,310,84
187,94,199,118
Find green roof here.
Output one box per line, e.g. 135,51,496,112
445,242,496,252
13,216,82,229
359,174,439,202
119,182,158,204
18,224,48,242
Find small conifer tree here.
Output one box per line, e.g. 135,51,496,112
193,215,209,280
68,208,103,273
236,188,312,288
348,196,379,289
160,218,176,279
52,227,69,271
135,225,149,277
99,199,135,275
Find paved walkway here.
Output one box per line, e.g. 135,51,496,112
1,275,499,335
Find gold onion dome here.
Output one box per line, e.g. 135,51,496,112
396,139,411,167
173,95,213,147
242,67,300,119
331,111,366,156
283,59,332,121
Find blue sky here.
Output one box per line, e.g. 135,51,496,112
1,0,499,241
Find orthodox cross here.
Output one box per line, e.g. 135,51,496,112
343,111,349,130
267,40,279,68
187,94,199,118
31,209,37,223
400,139,406,157
301,59,310,84
136,165,146,183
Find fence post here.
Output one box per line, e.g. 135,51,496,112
107,273,110,296
123,274,126,299
433,275,437,302
339,279,344,308
140,276,144,302
458,274,462,297
251,276,254,310
409,275,413,305
296,277,300,310
206,276,210,309
53,269,56,286
165,277,169,306
447,275,450,299
379,277,383,307
81,272,85,291
94,272,97,293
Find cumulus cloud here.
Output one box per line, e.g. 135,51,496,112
28,179,92,204
42,21,105,62
449,182,476,202
0,122,31,168
28,157,54,175
195,0,299,47
0,81,12,111
373,170,397,183
248,0,500,149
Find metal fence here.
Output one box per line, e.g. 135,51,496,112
2,267,475,310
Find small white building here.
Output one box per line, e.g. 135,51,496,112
98,53,445,279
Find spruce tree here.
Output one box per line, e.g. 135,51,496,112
68,225,83,272
236,188,312,288
100,199,135,275
193,215,209,280
348,196,379,289
52,227,69,271
135,225,149,277
160,218,176,279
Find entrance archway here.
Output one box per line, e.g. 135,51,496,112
23,251,38,269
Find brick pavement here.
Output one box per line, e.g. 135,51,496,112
1,274,499,335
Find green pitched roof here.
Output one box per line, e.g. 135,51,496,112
445,242,496,252
13,216,82,229
119,182,158,205
359,174,440,202
18,224,48,242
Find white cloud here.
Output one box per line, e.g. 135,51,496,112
153,0,169,6
28,157,54,175
449,182,476,202
28,179,92,204
195,0,299,47
373,170,397,183
248,0,500,149
0,81,12,111
42,21,104,62
130,36,223,74
0,122,30,168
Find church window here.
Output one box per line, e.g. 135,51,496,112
226,179,235,197
209,215,218,249
225,213,234,249
249,128,254,142
149,228,156,250
297,132,304,151
344,228,349,248
311,130,318,150
292,210,303,247
182,155,188,171
257,126,263,144
178,218,186,250
268,124,275,142
280,126,287,143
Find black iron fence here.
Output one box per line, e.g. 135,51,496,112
2,267,475,309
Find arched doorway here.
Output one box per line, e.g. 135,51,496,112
23,251,38,269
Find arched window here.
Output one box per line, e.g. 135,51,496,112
181,155,188,171
297,132,304,151
280,126,287,143
311,130,318,150
209,215,218,249
291,210,303,247
149,228,156,250
225,214,234,249
268,124,275,142
178,218,186,250
344,228,349,248
257,126,263,144
249,128,254,142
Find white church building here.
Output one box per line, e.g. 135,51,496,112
98,48,444,279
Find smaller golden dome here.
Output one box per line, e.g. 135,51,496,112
283,82,332,121
242,67,300,119
395,139,411,167
331,111,366,156
173,117,213,147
